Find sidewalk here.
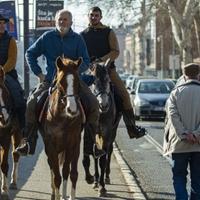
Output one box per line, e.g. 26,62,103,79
8,134,139,200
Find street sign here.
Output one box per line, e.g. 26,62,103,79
36,0,64,29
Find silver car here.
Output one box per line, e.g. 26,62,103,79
132,79,175,120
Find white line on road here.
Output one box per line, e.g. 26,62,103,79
144,134,173,166
113,142,147,200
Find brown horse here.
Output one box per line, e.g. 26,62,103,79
0,68,22,199
38,57,84,200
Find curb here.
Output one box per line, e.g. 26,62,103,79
113,142,147,200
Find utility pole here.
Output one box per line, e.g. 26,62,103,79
23,0,29,98
172,36,175,79
157,35,164,78
160,35,164,79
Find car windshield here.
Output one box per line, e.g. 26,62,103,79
138,81,174,94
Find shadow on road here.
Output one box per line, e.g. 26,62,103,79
8,134,44,200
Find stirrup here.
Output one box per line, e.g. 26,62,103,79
93,144,106,159
135,126,146,138
15,142,30,156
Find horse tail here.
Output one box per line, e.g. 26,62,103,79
58,151,65,166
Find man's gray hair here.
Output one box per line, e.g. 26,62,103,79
55,9,72,21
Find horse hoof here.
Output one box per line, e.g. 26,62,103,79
9,182,17,190
51,194,55,200
68,196,75,200
85,174,94,184
98,187,107,197
105,177,110,184
93,182,99,190
1,193,10,200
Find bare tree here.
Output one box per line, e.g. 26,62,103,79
194,11,200,57
153,0,200,64
136,0,154,74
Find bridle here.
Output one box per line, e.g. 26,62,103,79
93,79,112,113
56,82,79,101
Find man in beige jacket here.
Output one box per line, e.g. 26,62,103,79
163,63,200,200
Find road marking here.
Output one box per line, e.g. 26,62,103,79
113,142,147,200
144,134,173,166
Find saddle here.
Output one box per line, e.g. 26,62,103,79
36,90,49,123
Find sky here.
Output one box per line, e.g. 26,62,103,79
64,1,89,33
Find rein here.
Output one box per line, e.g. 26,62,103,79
94,90,109,97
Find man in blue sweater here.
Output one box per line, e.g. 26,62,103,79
16,9,104,157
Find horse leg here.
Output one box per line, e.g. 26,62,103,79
10,132,21,189
105,144,113,184
0,143,10,199
47,152,61,200
82,125,94,184
49,170,59,200
98,154,107,197
61,151,70,200
69,142,80,200
93,157,99,189
82,155,94,184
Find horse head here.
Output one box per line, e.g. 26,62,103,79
49,56,82,118
90,59,112,113
0,67,12,128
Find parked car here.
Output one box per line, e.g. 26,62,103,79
127,76,156,94
119,73,130,85
126,74,138,88
132,79,175,120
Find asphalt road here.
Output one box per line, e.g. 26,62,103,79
115,119,175,200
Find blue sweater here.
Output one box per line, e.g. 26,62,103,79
26,28,90,83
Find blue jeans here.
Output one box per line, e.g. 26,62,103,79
172,152,200,200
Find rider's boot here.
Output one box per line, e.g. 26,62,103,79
93,133,105,158
86,123,105,158
122,109,146,139
15,123,38,156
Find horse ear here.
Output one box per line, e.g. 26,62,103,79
78,57,82,66
0,68,5,79
104,58,111,68
56,56,63,70
75,57,82,67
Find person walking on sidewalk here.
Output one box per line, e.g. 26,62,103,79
163,63,200,200
81,6,146,139
0,14,26,132
15,9,104,157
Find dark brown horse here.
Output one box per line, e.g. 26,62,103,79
38,57,84,200
0,68,22,199
82,60,122,196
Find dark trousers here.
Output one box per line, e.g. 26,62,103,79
172,152,200,200
5,74,26,129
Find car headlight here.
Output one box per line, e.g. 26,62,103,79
134,97,149,106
